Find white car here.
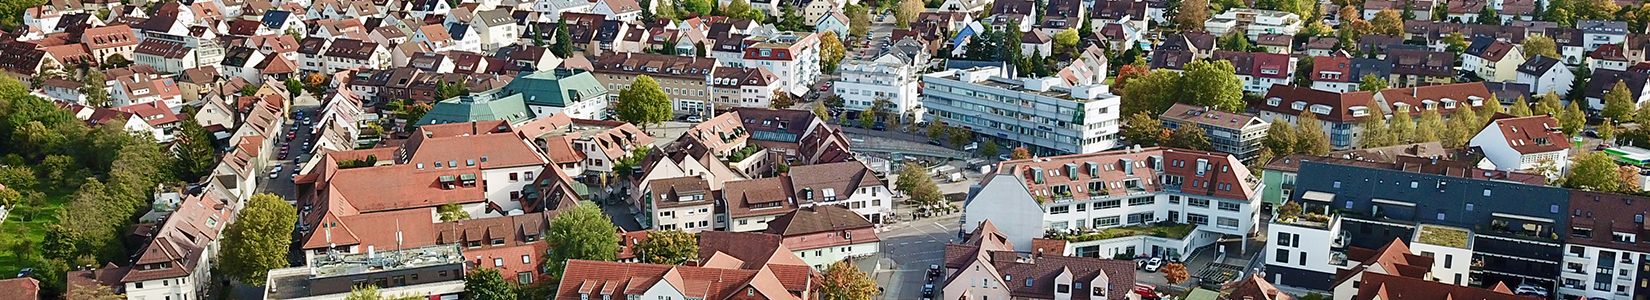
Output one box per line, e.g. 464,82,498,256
269,164,284,178
1513,284,1548,297
1143,257,1163,272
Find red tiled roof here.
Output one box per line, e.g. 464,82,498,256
1483,115,1569,154
1350,272,1525,300
82,25,137,49
999,147,1257,202
1256,85,1376,123
113,101,181,126
0,278,40,300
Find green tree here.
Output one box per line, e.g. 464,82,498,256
895,0,923,28
845,4,871,37
1182,60,1245,112
780,6,807,30
436,81,469,100
1601,119,1617,144
1637,104,1650,124
1218,31,1253,52
1510,96,1534,116
344,285,419,300
1483,94,1504,114
895,161,928,194
1444,104,1480,147
1389,107,1415,143
1295,111,1331,155
1165,125,1212,150
438,201,470,221
636,230,699,265
284,77,304,99
552,21,575,58
981,140,1001,158
1432,2,1449,22
771,90,797,109
819,31,846,73
812,102,830,120
1124,112,1164,146
1371,9,1404,35
1561,99,1586,136
1523,36,1560,59
173,115,217,181
723,0,754,17
910,172,944,206
1476,5,1499,24
1262,118,1297,155
1536,92,1565,116
1176,0,1210,31
819,261,878,300
1358,99,1395,148
81,71,109,107
1604,80,1636,120
241,84,259,97
220,194,298,285
1414,109,1444,143
1358,74,1389,92
1566,152,1623,191
545,201,619,277
1053,29,1080,55
65,281,123,300
682,0,712,15
1441,32,1469,55
859,108,876,129
615,75,673,130
464,269,517,300
1122,70,1182,116
103,54,132,68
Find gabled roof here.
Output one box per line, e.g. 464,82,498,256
1517,55,1563,75
1463,36,1514,61
1255,85,1376,123
1481,115,1569,154
766,205,875,236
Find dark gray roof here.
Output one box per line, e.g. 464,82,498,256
1462,36,1496,57
1347,58,1394,83
1516,55,1562,75
1578,20,1628,35
260,10,289,28
447,23,471,39
1586,69,1649,100
1482,81,1532,101
1290,161,1570,250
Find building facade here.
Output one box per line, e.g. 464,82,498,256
922,67,1121,156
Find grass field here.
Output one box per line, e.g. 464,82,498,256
0,192,70,277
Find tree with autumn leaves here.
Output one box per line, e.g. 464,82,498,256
819,261,878,300
1161,263,1189,284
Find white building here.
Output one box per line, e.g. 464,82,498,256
922,67,1121,156
789,161,893,224
1205,9,1301,40
1559,191,1650,300
644,177,718,232
1515,55,1575,96
472,9,518,52
768,205,881,270
834,61,923,122
962,147,1263,256
736,32,822,97
1468,115,1571,175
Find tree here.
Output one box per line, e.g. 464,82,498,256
635,230,699,265
1122,70,1182,116
819,261,878,300
284,77,304,99
304,73,330,96
1414,109,1444,143
895,0,923,28
1623,165,1643,191
81,71,109,107
1012,147,1032,159
545,201,619,277
1371,9,1404,35
771,90,797,109
103,54,131,68
1113,64,1148,94
947,125,972,146
1443,104,1480,147
1176,0,1210,31
344,285,419,300
1295,111,1331,155
858,108,877,129
438,201,470,221
1183,60,1245,112
1358,74,1389,92
1165,125,1212,150
1523,35,1560,59
1358,99,1395,148
1262,118,1297,155
1124,113,1164,146
1293,57,1315,86
615,76,673,130
723,0,754,18
1600,119,1617,144
1476,5,1499,25
1161,262,1189,284
1218,31,1254,52
241,84,259,97
551,21,575,58
436,81,469,100
173,116,217,181
1425,32,1463,56
910,173,944,206
779,6,807,31
1604,80,1636,120
1638,104,1650,124
1510,96,1534,116
682,0,712,15
812,102,830,120
1567,152,1623,191
1561,99,1586,136
1536,92,1565,116
220,193,298,285
819,31,846,73
1483,94,1504,115
981,140,1001,158
464,269,517,300
895,161,928,194
1278,201,1303,219
845,4,872,38
1053,29,1080,55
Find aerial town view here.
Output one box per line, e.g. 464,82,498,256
7,0,1650,299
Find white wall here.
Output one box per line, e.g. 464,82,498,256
482,165,541,214
1408,240,1473,285
794,241,879,269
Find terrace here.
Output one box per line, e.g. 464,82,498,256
1415,224,1472,249
1046,222,1199,242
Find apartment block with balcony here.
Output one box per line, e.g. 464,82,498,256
1204,9,1301,40
963,147,1261,257
1159,104,1269,163
644,176,717,232
1263,160,1569,292
1559,191,1650,300
835,61,923,122
921,67,1120,157
1254,85,1372,149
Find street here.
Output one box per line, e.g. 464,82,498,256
258,93,321,201
872,207,961,300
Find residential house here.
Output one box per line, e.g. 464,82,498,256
503,68,611,120
1311,56,1395,93
1255,85,1375,148
1305,36,1340,57
1580,20,1629,50
815,11,849,38
644,176,716,232
321,39,389,74
132,39,196,73
709,66,781,110
1514,55,1575,96
767,205,881,269
1091,0,1150,34
1590,43,1630,71
1559,191,1650,300
69,188,236,300
1584,69,1650,111
1205,9,1301,40
942,221,1137,300
472,9,517,51
433,212,554,285
1546,27,1588,65
1389,48,1456,87
1461,36,1524,82
1256,33,1292,54
1468,115,1570,174
589,52,717,117
82,24,138,62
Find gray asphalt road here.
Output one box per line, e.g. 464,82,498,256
258,94,321,201
876,212,961,300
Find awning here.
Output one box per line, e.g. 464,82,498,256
1301,191,1336,202
1372,199,1416,207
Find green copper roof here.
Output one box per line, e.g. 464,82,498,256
416,88,533,126
504,69,610,107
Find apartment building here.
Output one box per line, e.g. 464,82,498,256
942,221,1137,300
1468,115,1571,174
789,161,893,224
963,147,1261,257
1309,56,1394,93
1263,161,1569,292
737,32,822,97
708,66,781,109
1253,85,1373,149
1159,104,1269,163
644,177,716,232
502,69,610,120
1559,191,1650,300
1204,9,1301,39
589,52,717,118
1330,239,1531,300
1461,36,1525,82
922,67,1121,157
834,61,923,122
264,245,466,300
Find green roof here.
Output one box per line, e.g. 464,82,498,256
571,182,590,197
417,88,533,126
1186,289,1220,300
504,69,610,107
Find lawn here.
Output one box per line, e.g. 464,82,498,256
1417,225,1470,248
0,192,70,276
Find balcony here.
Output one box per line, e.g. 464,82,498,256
1330,250,1349,266
1274,212,1335,230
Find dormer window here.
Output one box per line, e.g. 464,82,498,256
1291,101,1307,111
1350,106,1369,117
1266,97,1281,106
1442,99,1457,109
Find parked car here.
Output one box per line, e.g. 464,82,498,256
685,115,703,122
1513,284,1548,297
16,268,33,278
1143,257,1163,272
922,284,934,298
